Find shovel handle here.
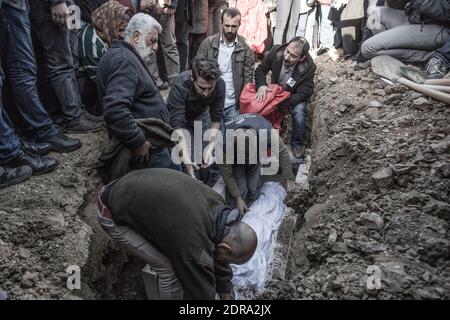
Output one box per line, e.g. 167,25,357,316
422,84,450,93
398,77,450,105
423,78,450,86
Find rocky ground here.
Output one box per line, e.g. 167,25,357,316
0,132,106,299
0,55,449,300
263,55,450,300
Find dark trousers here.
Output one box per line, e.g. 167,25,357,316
175,15,189,72
29,0,82,125
226,164,262,208
436,37,450,62
189,34,206,67
0,67,21,164
0,4,58,140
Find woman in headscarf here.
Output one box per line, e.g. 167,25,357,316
77,0,134,113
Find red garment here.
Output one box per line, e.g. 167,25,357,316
239,83,290,131
235,0,268,54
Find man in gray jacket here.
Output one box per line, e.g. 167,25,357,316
197,7,255,123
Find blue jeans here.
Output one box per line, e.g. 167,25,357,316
0,67,21,164
29,0,83,124
222,105,240,127
0,4,58,140
436,37,450,62
291,101,307,147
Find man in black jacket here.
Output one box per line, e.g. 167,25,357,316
255,36,316,159
97,168,257,300
167,56,225,180
97,13,172,170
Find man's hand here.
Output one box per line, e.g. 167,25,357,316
256,85,271,102
132,141,154,163
219,292,233,300
202,143,215,169
236,196,249,215
50,2,70,27
284,179,296,192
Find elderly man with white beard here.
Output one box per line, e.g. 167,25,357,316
97,13,174,171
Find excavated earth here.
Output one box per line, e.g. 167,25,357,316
0,56,449,300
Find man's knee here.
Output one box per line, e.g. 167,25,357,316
292,102,307,115
361,39,377,59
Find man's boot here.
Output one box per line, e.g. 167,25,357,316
7,150,58,175
36,133,82,153
23,141,51,156
0,165,33,189
422,53,449,79
66,115,103,133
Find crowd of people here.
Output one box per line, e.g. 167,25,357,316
0,0,448,300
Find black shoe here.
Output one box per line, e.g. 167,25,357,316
7,151,58,175
422,53,449,79
22,140,51,156
37,133,82,153
0,165,32,189
83,111,104,123
66,116,103,133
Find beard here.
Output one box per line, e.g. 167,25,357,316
224,31,236,42
136,38,153,62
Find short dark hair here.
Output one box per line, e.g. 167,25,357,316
191,57,222,81
221,7,241,22
288,36,310,56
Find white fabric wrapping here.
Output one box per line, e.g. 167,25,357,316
231,181,287,290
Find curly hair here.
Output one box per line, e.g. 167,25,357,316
191,57,222,82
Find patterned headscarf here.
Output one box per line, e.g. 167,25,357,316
91,0,134,46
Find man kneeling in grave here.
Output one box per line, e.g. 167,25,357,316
218,113,296,214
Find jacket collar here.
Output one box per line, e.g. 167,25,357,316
110,40,157,86
211,34,246,52
273,44,314,80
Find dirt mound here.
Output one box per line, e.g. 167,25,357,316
0,133,105,299
264,56,450,300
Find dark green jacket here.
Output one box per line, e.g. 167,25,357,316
108,168,234,300
96,118,175,183
196,34,255,109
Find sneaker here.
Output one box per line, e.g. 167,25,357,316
83,111,104,123
7,151,58,175
37,133,82,153
0,165,32,189
66,116,103,133
22,140,51,156
292,145,306,159
422,53,449,79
